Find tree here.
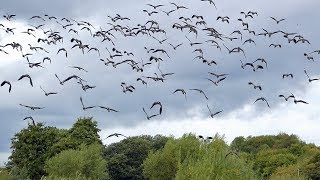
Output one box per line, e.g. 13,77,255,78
304,152,320,179
7,122,62,180
49,117,102,156
104,135,170,180
254,149,297,177
44,143,108,180
143,133,258,180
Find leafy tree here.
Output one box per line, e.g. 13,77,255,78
304,152,320,179
143,133,258,180
45,143,108,180
254,149,297,177
270,164,305,180
104,135,170,180
49,117,102,156
0,168,11,180
7,122,62,180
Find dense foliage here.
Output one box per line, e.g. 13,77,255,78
2,119,320,180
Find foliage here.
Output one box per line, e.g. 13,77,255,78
7,122,63,180
7,117,103,180
143,133,258,180
49,117,102,156
0,168,11,180
304,152,320,179
104,135,170,180
44,143,108,180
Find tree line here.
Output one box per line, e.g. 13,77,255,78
0,117,319,179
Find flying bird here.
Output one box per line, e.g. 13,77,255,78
173,89,187,100
40,86,58,96
143,107,159,120
18,74,33,87
80,96,96,110
150,101,163,114
1,81,12,92
19,104,44,111
254,97,270,108
270,17,286,24
104,133,127,139
206,104,223,118
189,88,209,100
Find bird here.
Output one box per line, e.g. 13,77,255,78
146,4,164,9
269,44,282,48
23,116,36,126
189,88,209,100
239,60,255,71
150,101,162,114
80,96,96,110
161,9,176,16
17,74,33,87
293,98,309,104
19,104,44,111
143,107,159,120
40,86,58,96
208,72,229,78
173,89,187,100
248,82,262,91
254,97,270,108
105,133,127,139
206,77,226,86
69,66,88,72
170,2,188,10
168,43,183,50
282,74,293,79
304,69,319,82
278,93,295,101
243,38,256,45
270,17,285,24
98,106,119,112
1,81,11,92
206,104,223,118
57,48,67,57
143,10,159,16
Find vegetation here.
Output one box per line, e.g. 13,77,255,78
2,117,320,179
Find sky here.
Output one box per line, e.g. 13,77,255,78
0,0,320,166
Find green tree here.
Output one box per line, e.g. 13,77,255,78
45,143,108,180
104,135,170,180
143,133,258,180
49,117,102,157
304,152,320,179
0,168,11,180
254,149,297,177
7,123,62,180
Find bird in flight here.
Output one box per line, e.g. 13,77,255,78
80,96,96,110
18,74,33,87
104,133,127,139
150,101,163,115
173,89,187,100
206,104,223,118
40,86,58,96
1,81,12,92
189,88,209,100
98,106,119,112
278,93,295,101
143,107,159,120
304,69,319,82
254,97,270,108
19,104,44,111
270,17,286,24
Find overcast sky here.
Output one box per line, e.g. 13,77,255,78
0,0,320,166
